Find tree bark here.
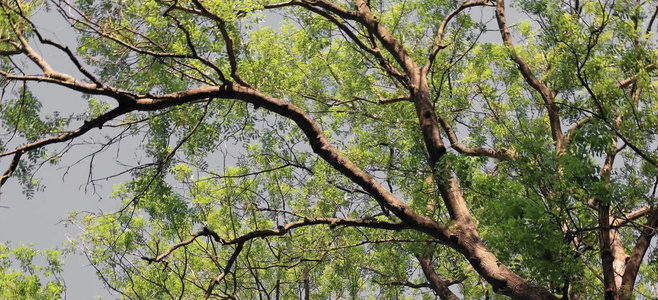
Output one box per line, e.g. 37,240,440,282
418,255,460,300
619,210,658,300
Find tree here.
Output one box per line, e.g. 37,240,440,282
0,243,65,300
1,0,658,298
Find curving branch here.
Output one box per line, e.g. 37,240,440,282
437,114,517,159
9,3,104,87
140,217,411,296
141,217,409,264
565,115,593,144
204,241,243,299
0,150,22,187
495,0,565,151
423,0,493,75
222,217,410,245
141,226,217,265
0,105,128,189
2,5,74,83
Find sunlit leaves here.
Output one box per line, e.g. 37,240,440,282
0,243,65,300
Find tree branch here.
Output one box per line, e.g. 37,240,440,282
423,0,492,75
619,209,658,300
418,255,460,300
437,114,517,159
141,217,410,264
204,241,243,299
495,0,564,150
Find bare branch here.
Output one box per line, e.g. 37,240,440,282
141,217,409,265
141,228,213,264
222,217,410,245
0,105,127,158
10,5,104,87
1,4,74,83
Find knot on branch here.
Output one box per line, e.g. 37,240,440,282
201,226,221,242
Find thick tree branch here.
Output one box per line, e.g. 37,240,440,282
418,255,460,300
619,209,658,300
0,150,22,188
0,3,562,298
377,94,410,104
599,203,619,299
612,206,652,227
615,65,655,88
599,137,626,299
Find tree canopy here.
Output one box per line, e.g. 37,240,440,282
1,0,658,298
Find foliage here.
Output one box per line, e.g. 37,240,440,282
0,243,65,300
1,0,658,299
